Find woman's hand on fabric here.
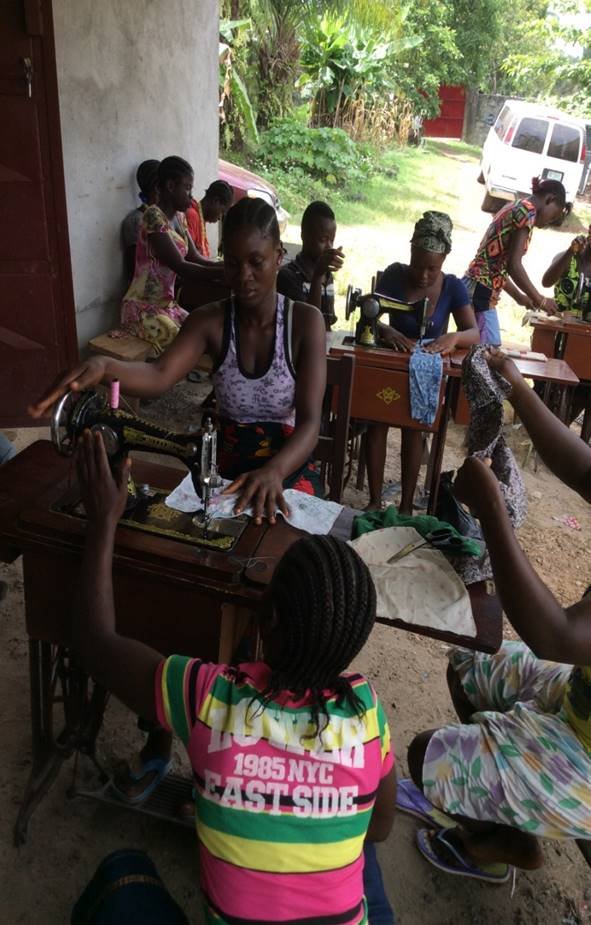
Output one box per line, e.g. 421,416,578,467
76,430,131,527
224,465,290,525
516,292,535,310
424,333,458,356
453,457,500,513
484,348,524,390
541,297,560,316
28,357,108,419
379,326,414,353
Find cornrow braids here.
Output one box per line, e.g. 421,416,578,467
222,196,280,246
261,535,377,737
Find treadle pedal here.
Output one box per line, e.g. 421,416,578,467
73,773,195,829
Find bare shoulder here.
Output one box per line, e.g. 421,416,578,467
291,300,325,339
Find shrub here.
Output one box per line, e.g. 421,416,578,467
255,119,374,189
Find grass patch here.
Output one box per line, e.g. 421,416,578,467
227,138,590,343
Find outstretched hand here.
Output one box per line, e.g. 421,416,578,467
28,357,108,419
453,456,500,514
76,430,131,527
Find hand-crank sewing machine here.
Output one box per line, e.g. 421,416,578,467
50,383,247,549
345,285,434,348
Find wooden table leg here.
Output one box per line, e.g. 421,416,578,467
14,642,110,845
218,604,257,663
426,379,453,515
581,397,591,444
14,641,64,845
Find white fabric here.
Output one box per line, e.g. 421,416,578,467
165,473,343,535
349,527,476,638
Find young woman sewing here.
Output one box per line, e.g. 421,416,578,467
407,350,591,882
72,431,396,923
364,211,479,512
463,177,570,345
32,196,327,523
31,197,328,803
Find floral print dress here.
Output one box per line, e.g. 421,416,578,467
121,204,189,352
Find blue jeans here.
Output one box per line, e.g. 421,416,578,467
0,433,16,466
364,842,396,924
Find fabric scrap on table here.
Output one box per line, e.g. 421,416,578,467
350,527,476,638
408,347,443,425
165,473,343,535
462,345,527,529
352,507,482,558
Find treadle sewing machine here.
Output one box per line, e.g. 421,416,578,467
344,284,433,348
50,384,246,549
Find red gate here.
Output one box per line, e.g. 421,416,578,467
423,86,466,139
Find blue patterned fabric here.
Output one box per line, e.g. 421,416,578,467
408,347,443,425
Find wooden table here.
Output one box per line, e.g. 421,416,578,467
531,318,591,440
329,341,453,513
450,351,580,426
0,440,502,842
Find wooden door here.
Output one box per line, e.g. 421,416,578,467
0,0,78,426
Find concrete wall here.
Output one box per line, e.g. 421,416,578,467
53,0,219,346
463,90,507,148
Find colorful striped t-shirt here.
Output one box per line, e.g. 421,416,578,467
155,657,394,924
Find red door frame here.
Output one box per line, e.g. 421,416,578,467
1,0,78,427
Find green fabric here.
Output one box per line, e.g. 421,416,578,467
351,508,482,557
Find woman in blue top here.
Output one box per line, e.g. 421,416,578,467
366,211,479,512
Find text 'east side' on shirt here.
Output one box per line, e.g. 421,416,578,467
155,657,394,925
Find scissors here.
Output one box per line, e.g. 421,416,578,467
387,527,468,563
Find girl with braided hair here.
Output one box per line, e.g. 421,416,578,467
73,431,396,923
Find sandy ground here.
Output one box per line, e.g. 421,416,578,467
2,377,591,923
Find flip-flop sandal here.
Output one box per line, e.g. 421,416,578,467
416,828,512,884
396,779,455,829
110,757,172,806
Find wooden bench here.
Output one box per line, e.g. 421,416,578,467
87,331,155,412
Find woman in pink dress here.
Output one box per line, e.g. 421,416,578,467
121,156,222,353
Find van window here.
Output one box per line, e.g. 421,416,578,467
512,117,548,154
547,123,581,162
494,105,512,140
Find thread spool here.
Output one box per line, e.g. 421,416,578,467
110,379,120,410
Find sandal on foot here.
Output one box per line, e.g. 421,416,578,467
416,828,512,884
396,779,454,829
110,757,172,806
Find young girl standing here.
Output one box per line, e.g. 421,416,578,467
463,178,569,344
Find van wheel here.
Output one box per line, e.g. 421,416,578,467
481,191,502,213
477,169,485,184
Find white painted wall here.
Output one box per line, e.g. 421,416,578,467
52,0,219,346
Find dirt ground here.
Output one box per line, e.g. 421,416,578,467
2,372,591,924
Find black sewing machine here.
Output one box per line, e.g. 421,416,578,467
345,285,432,348
50,387,247,549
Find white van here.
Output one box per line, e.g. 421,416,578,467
479,100,586,212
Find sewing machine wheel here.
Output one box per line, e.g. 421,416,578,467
345,285,362,322
51,390,107,456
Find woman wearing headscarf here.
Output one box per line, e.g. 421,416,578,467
365,211,478,512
